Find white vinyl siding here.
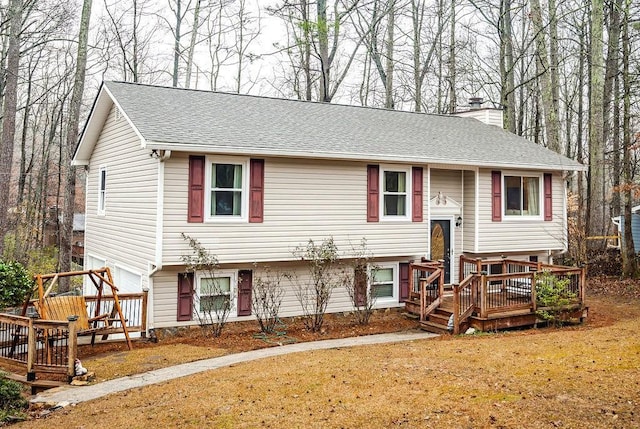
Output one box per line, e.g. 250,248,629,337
151,260,405,328
462,170,477,253
83,104,158,280
162,155,426,265
476,169,565,253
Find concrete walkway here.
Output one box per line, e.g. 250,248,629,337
31,330,437,406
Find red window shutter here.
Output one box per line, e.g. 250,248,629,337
177,273,194,321
491,171,502,222
354,266,367,306
544,173,553,221
412,167,423,222
237,270,253,316
188,156,205,223
367,165,379,222
249,159,264,223
399,262,410,302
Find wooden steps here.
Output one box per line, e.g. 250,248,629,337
3,373,66,395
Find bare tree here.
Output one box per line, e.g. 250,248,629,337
0,0,23,256
58,0,93,289
587,0,606,247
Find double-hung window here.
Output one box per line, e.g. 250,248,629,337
206,158,247,221
370,263,398,302
504,175,541,217
382,167,411,219
197,271,236,315
97,166,107,215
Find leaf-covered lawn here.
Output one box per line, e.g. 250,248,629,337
17,282,640,428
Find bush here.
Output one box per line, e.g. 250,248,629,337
293,238,342,332
252,266,289,334
535,271,577,327
180,233,231,338
0,260,35,309
342,238,378,325
0,375,28,423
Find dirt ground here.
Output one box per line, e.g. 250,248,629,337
8,277,640,428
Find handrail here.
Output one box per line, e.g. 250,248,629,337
420,270,442,322
452,274,476,334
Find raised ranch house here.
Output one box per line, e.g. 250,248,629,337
72,81,586,335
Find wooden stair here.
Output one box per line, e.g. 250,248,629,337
3,373,66,395
420,308,453,334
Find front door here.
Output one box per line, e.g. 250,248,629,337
430,219,451,283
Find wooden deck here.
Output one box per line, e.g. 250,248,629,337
405,257,588,334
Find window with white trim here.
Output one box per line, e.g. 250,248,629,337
381,167,411,219
370,263,398,302
197,271,236,315
504,175,541,217
98,166,107,215
206,158,247,221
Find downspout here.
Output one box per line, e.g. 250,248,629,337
148,150,170,331
426,165,431,259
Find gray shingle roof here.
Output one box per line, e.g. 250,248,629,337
97,81,583,171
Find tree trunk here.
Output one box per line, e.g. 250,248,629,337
172,0,182,87
448,0,456,114
185,0,202,88
317,0,331,102
0,0,23,257
587,0,606,247
603,0,622,217
59,0,93,290
530,0,561,153
499,0,515,132
384,1,395,109
620,0,636,277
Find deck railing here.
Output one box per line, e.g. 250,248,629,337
452,274,477,334
0,314,77,380
408,261,444,321
416,256,586,333
0,290,147,379
85,292,148,334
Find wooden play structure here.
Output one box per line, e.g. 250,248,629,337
22,267,133,350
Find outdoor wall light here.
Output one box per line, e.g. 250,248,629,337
456,216,462,227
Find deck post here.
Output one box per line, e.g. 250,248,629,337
579,266,586,304
420,275,426,322
480,271,488,318
452,284,460,334
26,316,36,381
67,316,78,379
438,260,445,296
531,271,537,312
458,256,464,286
141,288,149,338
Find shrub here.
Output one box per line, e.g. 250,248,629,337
252,266,289,334
535,271,577,327
0,375,28,423
342,238,378,325
293,238,341,332
0,260,35,310
180,233,232,338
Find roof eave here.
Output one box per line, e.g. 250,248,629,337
144,140,586,172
